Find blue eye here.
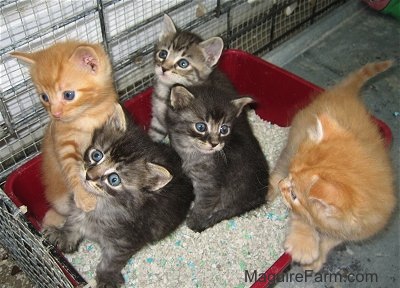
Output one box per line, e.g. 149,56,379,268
177,59,189,68
63,91,75,101
90,149,103,162
195,122,207,133
41,94,49,102
108,173,121,187
220,125,230,136
158,49,168,59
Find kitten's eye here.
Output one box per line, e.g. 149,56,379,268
107,173,121,187
177,59,189,68
40,93,49,102
63,91,75,101
220,124,230,136
90,149,103,163
195,122,207,133
158,49,168,59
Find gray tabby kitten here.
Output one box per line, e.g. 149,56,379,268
166,84,269,232
149,14,225,141
45,104,194,288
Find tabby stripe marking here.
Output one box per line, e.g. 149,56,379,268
61,152,82,162
149,125,166,135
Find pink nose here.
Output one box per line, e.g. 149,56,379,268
52,111,62,118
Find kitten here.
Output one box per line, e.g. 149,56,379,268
45,104,194,288
11,41,119,227
272,61,396,271
149,14,226,141
166,84,269,232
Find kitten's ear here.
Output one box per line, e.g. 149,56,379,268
69,45,101,74
170,86,194,110
146,162,173,191
10,51,37,65
307,116,324,143
307,113,342,143
309,178,341,217
107,103,127,132
160,14,177,40
231,97,254,117
199,37,224,67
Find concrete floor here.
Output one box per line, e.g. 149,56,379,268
264,1,399,288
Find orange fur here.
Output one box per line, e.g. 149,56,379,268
272,61,396,271
11,41,119,227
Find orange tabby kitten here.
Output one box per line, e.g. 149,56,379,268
11,41,119,227
271,61,396,271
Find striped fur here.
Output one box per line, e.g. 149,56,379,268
44,105,193,287
149,14,224,141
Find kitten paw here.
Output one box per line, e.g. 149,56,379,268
41,208,66,229
279,177,294,207
44,227,80,253
303,258,325,272
96,272,124,288
284,232,320,265
74,190,97,212
186,212,208,232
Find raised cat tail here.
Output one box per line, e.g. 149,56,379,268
338,60,393,94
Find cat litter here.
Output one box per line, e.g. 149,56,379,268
65,110,291,288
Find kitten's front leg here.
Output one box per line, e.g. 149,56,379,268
74,186,97,212
58,145,97,211
186,199,220,232
148,91,168,141
284,216,320,265
96,245,135,288
148,114,168,142
44,210,84,253
42,208,66,229
189,208,232,232
303,236,342,272
186,208,212,232
41,136,71,228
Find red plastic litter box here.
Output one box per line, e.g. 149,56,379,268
4,49,392,288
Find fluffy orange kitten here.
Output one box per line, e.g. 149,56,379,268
11,41,119,227
270,61,396,271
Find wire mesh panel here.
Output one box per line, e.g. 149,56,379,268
0,189,85,287
0,0,347,286
1,0,102,182
0,0,347,184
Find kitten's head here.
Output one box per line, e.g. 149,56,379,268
83,104,172,199
10,41,115,122
168,85,253,154
279,114,369,233
154,14,224,86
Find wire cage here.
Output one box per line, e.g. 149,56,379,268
1,0,347,287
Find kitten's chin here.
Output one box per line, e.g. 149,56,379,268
52,117,71,123
196,144,224,154
157,74,178,86
155,67,187,86
158,76,172,85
